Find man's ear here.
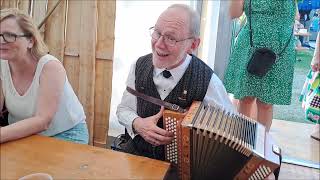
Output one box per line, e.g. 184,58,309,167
187,38,200,54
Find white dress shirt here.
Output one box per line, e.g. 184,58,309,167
116,54,235,138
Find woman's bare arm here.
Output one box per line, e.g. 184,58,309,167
311,32,320,71
0,60,66,143
229,0,245,19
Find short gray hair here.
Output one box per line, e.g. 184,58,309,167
167,4,200,37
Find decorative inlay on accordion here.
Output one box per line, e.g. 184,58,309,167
163,101,281,180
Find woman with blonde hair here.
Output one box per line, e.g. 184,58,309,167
0,8,88,144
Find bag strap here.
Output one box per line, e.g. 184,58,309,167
248,0,293,57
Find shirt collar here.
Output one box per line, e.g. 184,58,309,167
154,54,192,79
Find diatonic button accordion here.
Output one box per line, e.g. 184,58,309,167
163,101,281,180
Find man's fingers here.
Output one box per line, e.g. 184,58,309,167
143,126,174,146
153,126,174,145
153,126,173,137
152,106,164,123
151,133,173,145
156,106,164,118
146,132,173,146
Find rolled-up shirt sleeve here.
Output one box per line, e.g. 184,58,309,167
116,62,139,138
203,73,236,113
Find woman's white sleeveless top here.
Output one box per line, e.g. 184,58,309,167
0,54,86,136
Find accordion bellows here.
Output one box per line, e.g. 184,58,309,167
163,101,281,180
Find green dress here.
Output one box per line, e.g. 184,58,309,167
224,0,296,105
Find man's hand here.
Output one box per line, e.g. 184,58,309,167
133,107,174,146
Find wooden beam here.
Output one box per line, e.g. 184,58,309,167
64,0,81,94
1,0,11,9
38,0,63,29
32,0,47,37
93,0,115,147
9,0,18,8
18,0,30,14
44,0,66,62
77,0,97,145
96,0,116,61
94,59,113,147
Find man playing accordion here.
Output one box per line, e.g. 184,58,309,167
116,4,234,161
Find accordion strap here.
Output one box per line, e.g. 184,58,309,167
126,86,187,113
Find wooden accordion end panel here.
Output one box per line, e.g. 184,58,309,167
163,101,281,180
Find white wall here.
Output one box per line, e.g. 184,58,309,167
200,0,220,67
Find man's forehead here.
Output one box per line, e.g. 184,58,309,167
156,9,189,31
158,8,188,23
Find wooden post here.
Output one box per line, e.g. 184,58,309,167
78,0,97,145
9,0,18,8
18,0,30,14
94,0,116,147
44,0,66,62
65,0,97,145
64,0,81,94
32,0,47,38
1,0,13,8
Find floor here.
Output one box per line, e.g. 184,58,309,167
269,119,320,179
270,119,319,163
277,163,319,180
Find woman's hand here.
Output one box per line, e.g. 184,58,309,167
311,32,320,72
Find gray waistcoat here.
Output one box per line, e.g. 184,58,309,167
131,53,213,160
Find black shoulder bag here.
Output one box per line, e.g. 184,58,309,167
247,0,293,77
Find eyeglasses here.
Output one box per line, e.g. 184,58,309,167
149,27,193,47
0,32,31,43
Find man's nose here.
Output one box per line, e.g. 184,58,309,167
155,35,166,47
0,36,6,44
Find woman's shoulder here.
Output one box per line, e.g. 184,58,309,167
39,54,64,69
39,54,60,63
0,59,8,80
38,54,66,80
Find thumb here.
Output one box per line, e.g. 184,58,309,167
152,106,164,123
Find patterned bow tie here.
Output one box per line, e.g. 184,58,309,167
162,70,172,78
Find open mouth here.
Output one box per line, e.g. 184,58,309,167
157,51,169,57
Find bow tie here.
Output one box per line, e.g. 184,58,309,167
162,70,172,78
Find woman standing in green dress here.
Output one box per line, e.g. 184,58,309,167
224,0,296,131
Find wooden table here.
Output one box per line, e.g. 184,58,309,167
0,135,170,179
